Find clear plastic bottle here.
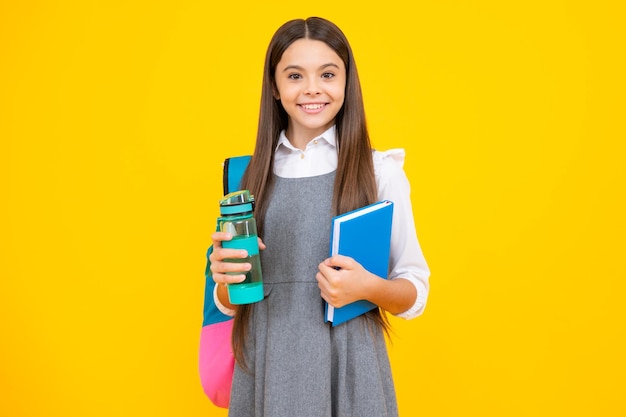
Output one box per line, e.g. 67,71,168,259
218,190,264,304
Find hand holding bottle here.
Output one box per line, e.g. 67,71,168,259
210,232,266,285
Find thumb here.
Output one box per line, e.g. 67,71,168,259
325,254,354,269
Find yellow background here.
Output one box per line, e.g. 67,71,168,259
2,1,625,416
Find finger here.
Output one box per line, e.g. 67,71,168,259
319,259,342,275
318,261,336,277
316,273,341,307
215,247,249,261
317,264,343,290
258,237,267,250
211,259,251,275
318,290,331,305
212,272,247,285
211,231,233,249
325,255,355,269
209,248,246,264
316,273,330,299
316,270,329,286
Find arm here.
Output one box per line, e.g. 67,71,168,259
317,255,417,315
316,149,430,318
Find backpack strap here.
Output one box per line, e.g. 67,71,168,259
223,155,252,195
200,154,252,408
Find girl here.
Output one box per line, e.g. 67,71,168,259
209,17,430,417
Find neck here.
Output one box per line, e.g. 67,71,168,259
285,126,328,150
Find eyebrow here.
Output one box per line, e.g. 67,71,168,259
281,63,341,72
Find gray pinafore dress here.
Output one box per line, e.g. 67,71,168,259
228,172,398,417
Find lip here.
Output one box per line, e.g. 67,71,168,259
298,103,328,114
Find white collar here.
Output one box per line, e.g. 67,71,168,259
275,125,337,152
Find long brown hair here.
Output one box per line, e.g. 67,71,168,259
233,17,389,369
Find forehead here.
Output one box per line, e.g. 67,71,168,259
277,38,344,70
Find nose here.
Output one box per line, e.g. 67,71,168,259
304,79,321,96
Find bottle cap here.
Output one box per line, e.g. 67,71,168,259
219,190,255,215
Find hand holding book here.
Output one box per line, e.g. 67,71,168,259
317,255,380,309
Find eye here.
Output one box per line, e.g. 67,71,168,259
288,73,302,80
321,72,335,79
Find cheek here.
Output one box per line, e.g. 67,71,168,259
275,84,298,102
330,82,346,102
333,89,346,107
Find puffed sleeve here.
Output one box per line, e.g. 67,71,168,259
213,285,236,317
373,149,430,319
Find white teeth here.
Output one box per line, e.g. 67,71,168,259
302,103,324,110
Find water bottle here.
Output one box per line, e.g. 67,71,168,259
218,190,264,304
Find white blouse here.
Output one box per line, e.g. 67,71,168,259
215,125,430,319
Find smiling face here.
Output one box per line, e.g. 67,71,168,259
273,38,346,148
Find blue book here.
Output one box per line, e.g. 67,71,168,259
325,200,394,326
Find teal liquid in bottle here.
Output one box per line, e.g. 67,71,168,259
218,191,264,304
